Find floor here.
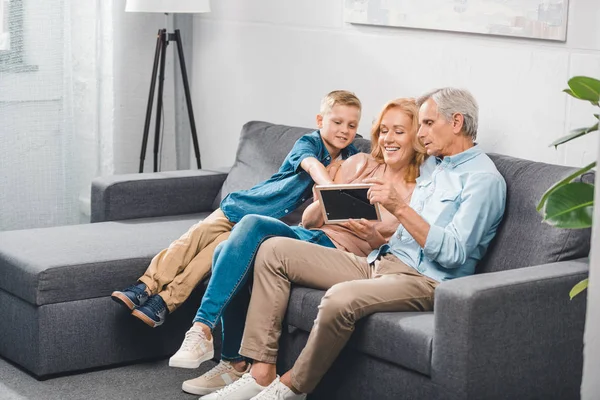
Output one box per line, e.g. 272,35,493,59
0,356,217,400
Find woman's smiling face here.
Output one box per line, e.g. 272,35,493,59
377,107,416,169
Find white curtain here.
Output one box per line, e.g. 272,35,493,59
0,0,113,231
0,0,185,231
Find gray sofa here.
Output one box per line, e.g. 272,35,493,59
0,121,591,400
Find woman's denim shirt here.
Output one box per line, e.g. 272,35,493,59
368,146,507,282
220,130,359,223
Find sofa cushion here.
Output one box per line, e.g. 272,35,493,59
480,154,593,273
286,287,434,376
212,121,371,225
0,213,211,306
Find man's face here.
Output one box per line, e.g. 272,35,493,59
417,98,457,158
317,104,360,154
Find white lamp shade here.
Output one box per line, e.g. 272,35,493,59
125,0,210,13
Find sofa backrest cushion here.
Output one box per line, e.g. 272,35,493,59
212,121,371,224
478,153,593,274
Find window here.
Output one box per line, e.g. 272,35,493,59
0,0,9,51
0,0,36,71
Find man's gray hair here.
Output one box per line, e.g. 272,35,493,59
416,88,479,141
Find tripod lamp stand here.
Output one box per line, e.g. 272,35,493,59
125,0,211,173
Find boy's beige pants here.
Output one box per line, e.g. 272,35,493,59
239,237,438,393
138,209,234,312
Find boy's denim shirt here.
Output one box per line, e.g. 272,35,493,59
220,130,359,223
368,146,507,282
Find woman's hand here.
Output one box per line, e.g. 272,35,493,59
363,177,408,216
341,218,386,249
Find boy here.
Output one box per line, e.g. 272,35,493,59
111,90,362,327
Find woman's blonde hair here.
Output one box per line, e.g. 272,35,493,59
370,98,426,183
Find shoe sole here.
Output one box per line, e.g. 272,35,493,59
169,350,214,369
111,292,136,311
181,381,222,395
131,309,162,328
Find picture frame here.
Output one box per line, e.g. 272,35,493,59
344,0,569,42
314,183,382,224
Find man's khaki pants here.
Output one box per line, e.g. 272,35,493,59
138,209,235,312
239,237,438,393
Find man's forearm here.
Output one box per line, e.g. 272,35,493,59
393,204,430,248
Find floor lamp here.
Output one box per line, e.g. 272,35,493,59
125,0,210,173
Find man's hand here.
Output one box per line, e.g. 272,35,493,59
341,218,386,249
363,177,408,216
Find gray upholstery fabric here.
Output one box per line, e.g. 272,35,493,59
0,287,217,378
212,121,371,210
480,154,593,273
286,287,434,375
432,259,588,400
0,213,210,305
91,170,227,222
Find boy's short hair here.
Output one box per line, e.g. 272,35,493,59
320,90,362,116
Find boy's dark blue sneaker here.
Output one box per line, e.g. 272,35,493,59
111,283,149,311
132,294,168,328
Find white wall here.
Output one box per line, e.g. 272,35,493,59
191,0,600,170
111,0,178,175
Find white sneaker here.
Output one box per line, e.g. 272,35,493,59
200,373,267,400
182,360,250,395
169,325,214,369
250,377,306,400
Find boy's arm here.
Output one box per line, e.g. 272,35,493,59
302,201,325,229
301,160,342,228
300,157,334,185
301,155,366,229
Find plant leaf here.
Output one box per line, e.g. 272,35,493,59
568,76,600,104
537,162,596,211
570,278,589,300
595,114,600,120
563,88,581,99
550,123,599,147
541,182,594,229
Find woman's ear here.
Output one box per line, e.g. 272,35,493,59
316,114,324,129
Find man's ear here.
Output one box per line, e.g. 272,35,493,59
316,114,324,129
452,113,464,134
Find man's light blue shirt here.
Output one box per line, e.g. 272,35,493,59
368,146,506,282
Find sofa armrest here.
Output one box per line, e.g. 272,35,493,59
91,169,228,222
432,259,589,400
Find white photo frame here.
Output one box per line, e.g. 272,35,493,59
315,183,382,224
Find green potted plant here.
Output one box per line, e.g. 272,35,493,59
537,76,599,299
